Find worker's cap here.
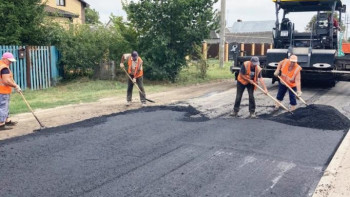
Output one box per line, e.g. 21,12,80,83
289,55,298,63
131,51,138,61
250,56,260,66
2,52,16,62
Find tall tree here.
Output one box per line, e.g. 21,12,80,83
123,0,218,81
85,7,101,25
0,0,46,45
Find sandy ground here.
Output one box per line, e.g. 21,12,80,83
1,79,350,196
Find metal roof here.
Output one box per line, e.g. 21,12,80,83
229,20,275,33
205,32,273,44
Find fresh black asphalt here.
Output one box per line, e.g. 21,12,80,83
0,106,347,197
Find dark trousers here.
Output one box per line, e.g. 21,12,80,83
234,81,256,113
276,82,297,106
127,75,146,103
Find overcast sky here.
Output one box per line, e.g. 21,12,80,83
86,0,350,32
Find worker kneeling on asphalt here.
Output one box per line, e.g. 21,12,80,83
120,51,146,107
230,56,268,118
0,52,21,130
274,55,302,111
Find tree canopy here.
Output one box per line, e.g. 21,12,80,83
123,0,219,81
0,0,46,45
85,7,101,25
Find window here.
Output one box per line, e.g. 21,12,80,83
56,0,65,6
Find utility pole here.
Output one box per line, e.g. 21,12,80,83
219,0,226,68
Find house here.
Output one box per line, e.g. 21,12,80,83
43,0,89,24
205,20,275,59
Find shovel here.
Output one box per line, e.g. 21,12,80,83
278,76,308,106
19,91,46,129
121,67,155,103
248,79,293,114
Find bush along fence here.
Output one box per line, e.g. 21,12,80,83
0,45,59,91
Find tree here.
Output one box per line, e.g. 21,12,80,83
85,7,101,25
123,0,218,81
0,0,46,45
108,15,139,60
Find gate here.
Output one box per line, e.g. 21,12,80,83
0,45,59,91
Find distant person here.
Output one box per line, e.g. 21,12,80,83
274,55,302,111
120,51,146,107
230,56,268,118
0,52,21,130
328,15,341,31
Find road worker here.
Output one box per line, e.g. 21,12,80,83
120,51,146,107
230,56,268,118
274,55,302,111
0,52,21,130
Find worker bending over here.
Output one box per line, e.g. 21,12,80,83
120,51,146,107
274,55,302,111
231,56,268,118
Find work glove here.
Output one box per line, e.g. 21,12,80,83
274,70,280,77
297,91,302,97
15,85,21,92
120,63,124,68
132,78,137,83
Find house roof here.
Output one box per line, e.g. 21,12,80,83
225,32,273,44
205,32,273,44
229,20,275,33
45,5,79,18
79,0,89,7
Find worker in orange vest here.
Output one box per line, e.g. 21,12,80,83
274,55,302,111
120,51,146,107
0,52,21,130
230,56,268,118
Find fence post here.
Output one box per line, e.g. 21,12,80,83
50,46,59,85
25,46,31,89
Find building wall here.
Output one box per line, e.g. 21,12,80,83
43,0,85,24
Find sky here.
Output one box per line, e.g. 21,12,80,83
86,0,350,32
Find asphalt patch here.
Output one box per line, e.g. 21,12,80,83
264,104,350,131
0,105,346,197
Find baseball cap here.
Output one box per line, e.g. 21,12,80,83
251,56,260,66
2,52,16,62
131,51,138,60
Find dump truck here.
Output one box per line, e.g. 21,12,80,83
230,0,350,86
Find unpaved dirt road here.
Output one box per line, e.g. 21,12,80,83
1,79,350,196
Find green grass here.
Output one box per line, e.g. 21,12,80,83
10,59,233,114
176,59,233,85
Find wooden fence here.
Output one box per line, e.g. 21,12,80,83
0,46,59,91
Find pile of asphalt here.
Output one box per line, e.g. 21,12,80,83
266,104,350,131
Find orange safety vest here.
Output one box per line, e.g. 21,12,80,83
237,61,262,89
280,59,302,88
0,60,13,94
128,56,143,78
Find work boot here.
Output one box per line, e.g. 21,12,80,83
249,112,257,119
126,101,131,106
290,105,297,111
229,111,238,117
